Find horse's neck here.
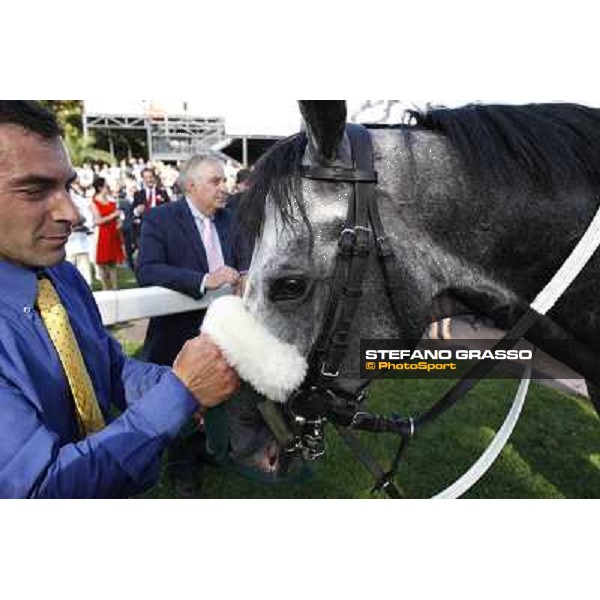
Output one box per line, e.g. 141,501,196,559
339,128,518,381
369,128,535,324
370,127,600,358
338,126,600,385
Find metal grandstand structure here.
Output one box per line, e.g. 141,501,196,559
82,110,234,163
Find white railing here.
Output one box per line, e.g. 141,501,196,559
93,285,235,325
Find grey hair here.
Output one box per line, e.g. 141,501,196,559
178,155,223,192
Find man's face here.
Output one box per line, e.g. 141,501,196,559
187,162,228,216
142,170,156,188
0,125,79,268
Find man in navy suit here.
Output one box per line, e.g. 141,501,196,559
131,168,171,261
132,167,171,212
136,156,242,366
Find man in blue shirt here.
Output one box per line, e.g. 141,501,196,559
0,101,239,498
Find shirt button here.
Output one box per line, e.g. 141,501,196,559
23,306,32,314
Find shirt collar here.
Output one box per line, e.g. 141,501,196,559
185,196,212,221
0,260,42,310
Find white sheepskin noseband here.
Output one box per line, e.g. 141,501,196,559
201,295,307,403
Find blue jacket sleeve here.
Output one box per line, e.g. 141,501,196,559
0,367,197,499
136,210,205,299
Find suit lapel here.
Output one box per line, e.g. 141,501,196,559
177,200,209,270
214,209,232,265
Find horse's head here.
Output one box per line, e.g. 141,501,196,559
242,99,600,392
243,101,360,359
211,99,600,487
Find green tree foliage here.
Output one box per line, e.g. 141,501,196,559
39,100,115,166
39,100,82,137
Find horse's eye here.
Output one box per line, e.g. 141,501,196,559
269,277,308,302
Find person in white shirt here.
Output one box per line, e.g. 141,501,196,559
65,186,94,285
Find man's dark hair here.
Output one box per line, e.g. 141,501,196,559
0,101,61,138
141,167,156,177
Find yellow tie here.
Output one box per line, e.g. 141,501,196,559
36,277,105,436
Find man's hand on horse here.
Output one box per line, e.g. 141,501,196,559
205,266,240,290
173,333,239,408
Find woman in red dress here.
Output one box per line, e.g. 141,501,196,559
91,177,124,290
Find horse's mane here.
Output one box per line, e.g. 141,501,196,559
410,103,600,193
239,103,600,241
238,132,307,243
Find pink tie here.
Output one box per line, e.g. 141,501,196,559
203,217,223,272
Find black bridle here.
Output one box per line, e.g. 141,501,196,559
304,124,379,384
267,123,545,497
275,123,412,494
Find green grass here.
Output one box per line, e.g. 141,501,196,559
138,376,600,499
91,265,138,292
98,266,145,356
100,266,146,357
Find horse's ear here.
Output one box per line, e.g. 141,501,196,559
299,100,347,163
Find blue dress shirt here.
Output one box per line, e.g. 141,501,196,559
0,260,198,498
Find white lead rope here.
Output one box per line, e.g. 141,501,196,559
433,201,600,499
432,361,531,499
532,205,600,315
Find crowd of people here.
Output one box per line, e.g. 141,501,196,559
65,157,250,290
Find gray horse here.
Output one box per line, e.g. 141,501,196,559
244,101,600,382
217,100,600,480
